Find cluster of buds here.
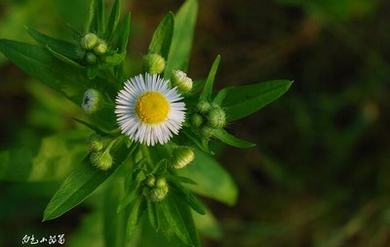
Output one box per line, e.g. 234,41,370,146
191,100,226,138
80,33,108,64
88,134,114,170
144,176,169,202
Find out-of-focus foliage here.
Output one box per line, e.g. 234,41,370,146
0,0,389,246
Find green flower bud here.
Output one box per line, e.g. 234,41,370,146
149,186,169,202
156,177,168,188
196,100,211,114
172,146,195,169
94,40,108,55
81,89,101,114
146,175,156,187
81,33,98,50
86,52,97,64
88,134,105,152
201,126,215,138
171,70,193,93
191,113,204,128
208,106,226,128
90,150,113,170
144,53,165,74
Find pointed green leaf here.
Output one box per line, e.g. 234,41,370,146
127,197,145,236
46,45,84,69
103,178,129,247
148,12,174,60
171,183,206,215
87,0,105,35
218,80,293,121
118,13,131,53
213,129,256,149
179,148,238,205
147,200,160,231
43,138,130,221
160,193,200,246
200,55,221,100
0,39,115,105
164,0,198,77
106,0,121,40
26,26,84,60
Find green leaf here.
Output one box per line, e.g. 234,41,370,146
87,0,105,35
106,0,121,40
148,12,174,60
0,39,114,105
147,200,160,231
193,208,222,240
118,13,131,53
25,26,84,60
46,45,84,69
200,55,221,101
170,182,206,215
217,80,293,121
179,148,238,205
127,197,145,236
43,138,130,221
160,192,200,246
164,0,198,77
213,128,256,149
103,177,129,247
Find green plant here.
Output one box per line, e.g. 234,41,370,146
0,0,292,246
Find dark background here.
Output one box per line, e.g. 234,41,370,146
0,0,389,246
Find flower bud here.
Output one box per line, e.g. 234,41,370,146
88,134,105,152
172,146,195,169
81,89,102,114
146,175,156,187
90,150,113,170
196,100,211,114
201,126,215,138
143,53,165,74
171,70,193,93
208,106,226,128
149,186,169,202
86,52,97,64
81,33,98,50
191,113,204,128
156,177,168,188
94,40,108,55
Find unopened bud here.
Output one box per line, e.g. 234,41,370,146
208,106,226,128
196,100,211,114
86,52,97,64
201,126,215,138
81,33,98,50
191,113,204,128
146,175,156,187
81,89,101,114
149,186,169,202
172,70,193,93
88,134,105,152
94,40,108,55
172,147,194,169
156,177,168,188
90,150,113,170
144,53,165,74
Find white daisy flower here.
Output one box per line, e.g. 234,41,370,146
115,73,186,146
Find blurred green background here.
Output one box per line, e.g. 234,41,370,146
0,0,389,246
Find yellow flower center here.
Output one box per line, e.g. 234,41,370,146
136,92,169,124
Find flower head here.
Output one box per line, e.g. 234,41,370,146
115,73,186,146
